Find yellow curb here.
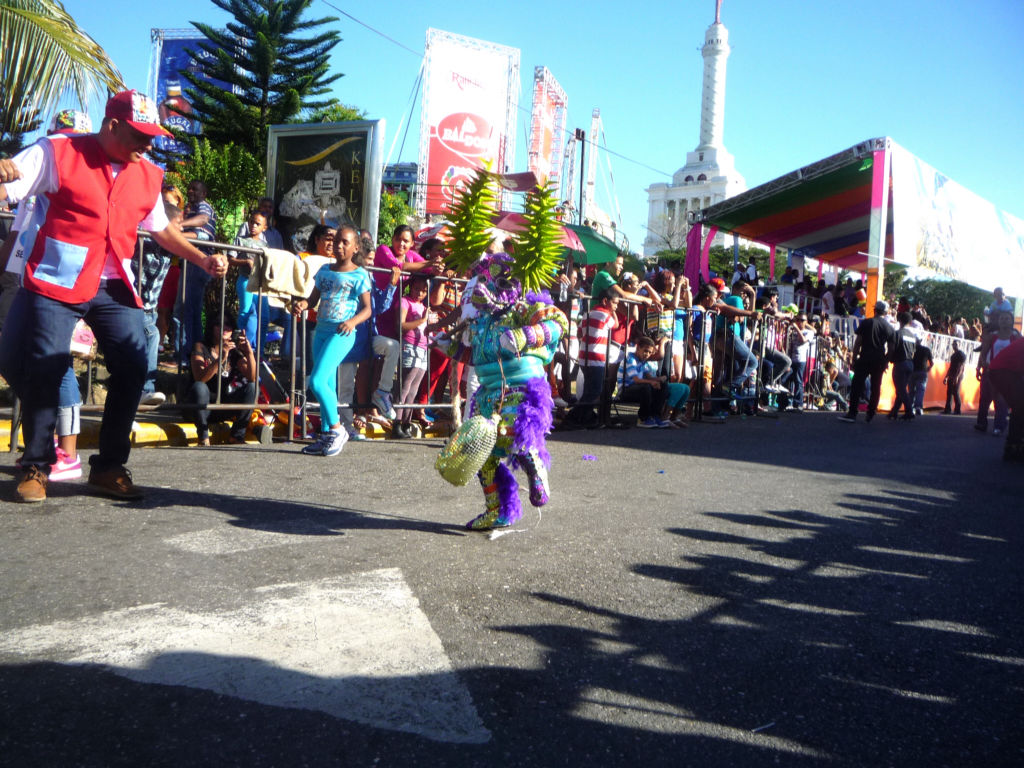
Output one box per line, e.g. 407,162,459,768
1,417,452,452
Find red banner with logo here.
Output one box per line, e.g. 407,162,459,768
421,30,519,215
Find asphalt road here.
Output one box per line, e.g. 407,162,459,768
0,411,1022,767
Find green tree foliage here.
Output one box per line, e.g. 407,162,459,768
181,0,341,160
376,189,413,246
304,101,366,123
900,277,1000,322
0,0,123,155
706,244,770,281
883,265,908,303
165,137,266,242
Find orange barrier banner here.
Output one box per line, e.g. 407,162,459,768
874,361,980,413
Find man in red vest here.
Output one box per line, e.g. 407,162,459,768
0,90,228,503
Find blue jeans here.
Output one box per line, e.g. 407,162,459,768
910,370,929,413
789,360,807,406
0,283,145,470
176,261,211,364
142,309,160,395
237,278,292,357
727,333,758,389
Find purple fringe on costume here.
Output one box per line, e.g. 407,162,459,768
495,462,522,524
509,376,553,470
524,289,554,306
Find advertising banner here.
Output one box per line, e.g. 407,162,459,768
266,121,385,253
418,29,519,215
890,141,1024,294
149,30,235,156
528,67,567,197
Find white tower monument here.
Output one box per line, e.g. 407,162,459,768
644,0,745,255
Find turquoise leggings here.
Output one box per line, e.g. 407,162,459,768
310,323,356,429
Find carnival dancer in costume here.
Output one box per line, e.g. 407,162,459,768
434,171,569,531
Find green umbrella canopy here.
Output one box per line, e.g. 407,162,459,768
565,224,621,266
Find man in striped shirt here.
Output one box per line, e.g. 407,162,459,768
566,291,619,426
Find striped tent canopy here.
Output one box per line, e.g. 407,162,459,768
692,138,894,272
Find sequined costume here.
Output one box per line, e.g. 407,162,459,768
459,255,568,530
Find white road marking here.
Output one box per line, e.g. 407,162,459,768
164,519,339,554
0,568,490,744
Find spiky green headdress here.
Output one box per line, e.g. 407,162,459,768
444,168,500,278
445,168,565,292
511,182,564,292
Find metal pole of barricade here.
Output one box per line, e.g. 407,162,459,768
750,313,765,412
692,309,705,422
288,311,298,442
215,270,227,405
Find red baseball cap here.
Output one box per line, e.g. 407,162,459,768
105,90,172,138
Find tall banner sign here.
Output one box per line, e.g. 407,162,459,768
417,29,520,216
527,66,568,198
266,121,385,253
889,141,1024,295
148,29,235,156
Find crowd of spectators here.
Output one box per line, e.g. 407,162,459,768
4,184,1023,466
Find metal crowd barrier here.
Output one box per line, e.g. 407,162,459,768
0,225,476,448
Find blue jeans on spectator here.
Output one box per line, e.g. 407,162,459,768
727,333,758,389
237,280,292,358
789,359,807,407
762,348,791,388
177,261,210,364
910,370,929,413
142,309,160,395
0,282,145,471
890,360,914,416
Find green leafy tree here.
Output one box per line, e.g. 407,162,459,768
304,101,366,123
376,189,414,247
901,277,1001,321
181,0,342,160
0,0,123,155
165,136,266,242
883,265,908,304
707,244,769,281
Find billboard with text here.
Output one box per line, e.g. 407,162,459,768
417,29,519,216
527,66,568,197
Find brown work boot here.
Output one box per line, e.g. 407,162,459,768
15,465,48,503
87,465,144,500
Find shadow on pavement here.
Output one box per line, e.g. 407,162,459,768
1,483,1021,767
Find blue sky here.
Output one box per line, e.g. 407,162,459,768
59,0,1024,252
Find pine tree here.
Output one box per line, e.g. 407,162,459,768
181,0,342,160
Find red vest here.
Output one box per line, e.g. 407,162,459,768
23,135,164,307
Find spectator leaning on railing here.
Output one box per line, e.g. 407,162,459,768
0,90,228,504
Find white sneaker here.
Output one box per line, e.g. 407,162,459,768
322,428,349,456
140,391,166,406
553,397,568,408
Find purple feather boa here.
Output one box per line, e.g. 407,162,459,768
495,462,522,525
509,376,553,470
